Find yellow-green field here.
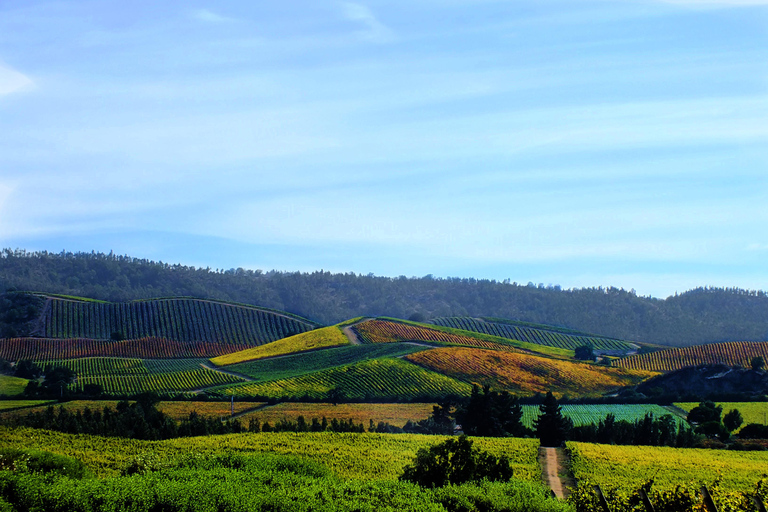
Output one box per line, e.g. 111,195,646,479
0,375,29,396
568,441,768,493
238,402,435,427
675,402,768,432
0,426,541,481
210,326,349,366
0,400,55,411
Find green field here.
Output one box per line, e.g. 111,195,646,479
520,404,685,428
214,358,472,401
0,374,29,396
224,344,430,382
0,399,54,411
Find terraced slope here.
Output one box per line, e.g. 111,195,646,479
614,341,768,372
406,347,657,397
432,317,635,353
210,326,349,366
213,358,473,401
28,295,318,343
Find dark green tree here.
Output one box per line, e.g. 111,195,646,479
534,391,572,447
686,401,722,424
456,385,526,437
399,435,512,488
751,356,765,372
723,409,743,432
574,344,595,361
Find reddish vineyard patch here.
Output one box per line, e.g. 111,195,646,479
352,319,521,352
613,341,768,372
0,337,252,361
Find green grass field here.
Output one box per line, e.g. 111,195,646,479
0,375,29,396
0,399,55,411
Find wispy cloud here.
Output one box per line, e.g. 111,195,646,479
0,63,33,96
190,8,237,23
341,3,394,42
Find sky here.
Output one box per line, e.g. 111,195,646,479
0,0,766,298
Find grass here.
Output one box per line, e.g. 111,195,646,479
568,441,768,493
405,347,657,397
210,326,350,366
0,375,29,396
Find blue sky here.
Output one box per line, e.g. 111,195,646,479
0,0,766,298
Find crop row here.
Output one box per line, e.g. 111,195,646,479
34,297,315,344
613,341,768,372
216,358,473,401
352,319,520,352
73,368,244,395
519,404,684,429
0,337,253,360
405,347,655,397
37,357,210,376
432,317,634,352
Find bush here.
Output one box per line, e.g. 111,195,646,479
0,448,91,479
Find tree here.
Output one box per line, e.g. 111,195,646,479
574,344,595,361
723,409,743,432
751,356,765,372
534,391,573,447
14,360,41,379
399,435,512,488
686,401,722,425
455,385,527,437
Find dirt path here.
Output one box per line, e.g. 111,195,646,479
539,447,575,500
342,318,372,345
199,362,255,382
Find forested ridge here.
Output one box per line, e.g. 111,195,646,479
2,249,767,346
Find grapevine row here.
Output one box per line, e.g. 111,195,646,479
352,319,521,352
35,297,315,344
432,317,633,352
0,337,253,361
613,341,768,372
72,369,243,395
219,358,473,401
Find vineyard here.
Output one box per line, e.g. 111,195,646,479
214,358,473,401
405,347,657,397
352,319,525,352
29,296,318,343
519,404,685,428
613,341,768,372
237,402,436,428
224,344,429,382
432,317,636,353
210,325,350,366
36,357,246,395
568,441,768,493
0,336,255,360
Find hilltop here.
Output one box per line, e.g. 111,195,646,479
2,249,768,346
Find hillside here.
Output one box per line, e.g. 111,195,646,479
3,249,768,346
614,341,768,372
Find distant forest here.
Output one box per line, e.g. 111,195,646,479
1,248,767,347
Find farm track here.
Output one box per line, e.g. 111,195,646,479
539,447,574,500
197,363,254,391
342,318,371,345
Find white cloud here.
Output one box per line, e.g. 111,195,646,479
0,64,33,96
190,8,236,23
341,3,394,42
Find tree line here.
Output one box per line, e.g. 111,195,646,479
3,248,768,345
